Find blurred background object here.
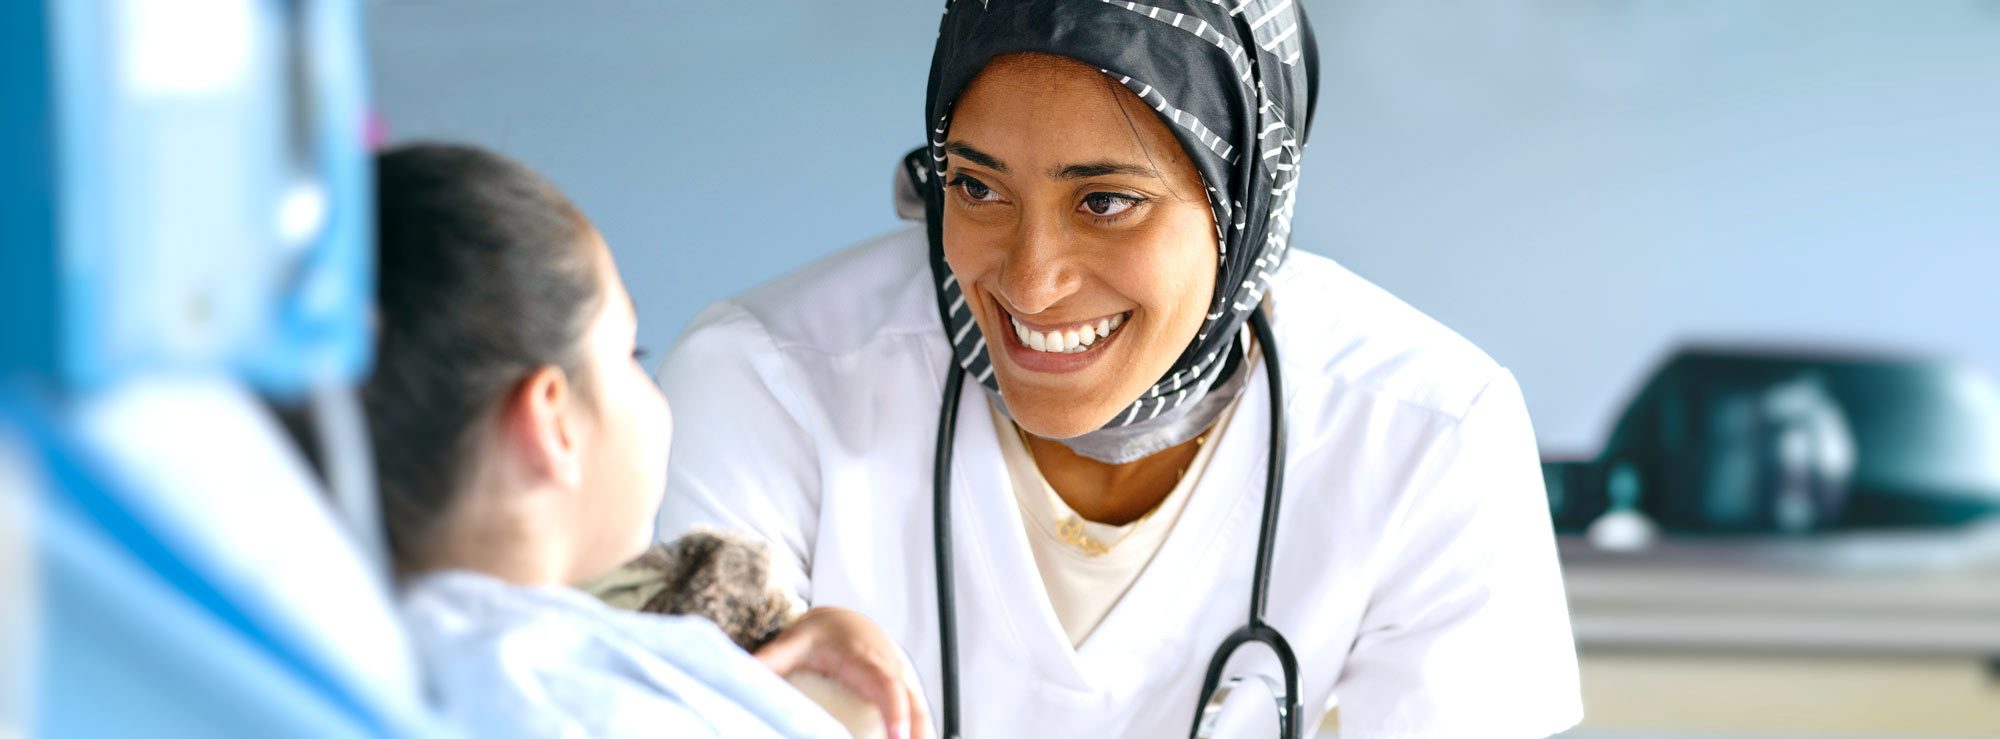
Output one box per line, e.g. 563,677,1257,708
4,0,429,736
4,0,373,396
1548,348,2000,535
0,433,32,739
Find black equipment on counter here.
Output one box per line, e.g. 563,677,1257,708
1547,348,2000,534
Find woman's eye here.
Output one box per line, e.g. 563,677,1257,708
1081,192,1140,218
950,174,1000,203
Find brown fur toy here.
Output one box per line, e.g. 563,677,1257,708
585,529,884,738
587,529,797,651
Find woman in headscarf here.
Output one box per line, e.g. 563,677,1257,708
657,2,1581,736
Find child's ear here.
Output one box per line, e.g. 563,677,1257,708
503,366,585,491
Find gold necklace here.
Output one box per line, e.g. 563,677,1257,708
1017,425,1210,557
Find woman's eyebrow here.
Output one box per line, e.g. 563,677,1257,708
1051,161,1158,180
945,141,1157,180
944,141,1008,173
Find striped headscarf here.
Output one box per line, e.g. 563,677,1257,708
902,0,1319,462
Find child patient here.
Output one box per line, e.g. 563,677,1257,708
365,143,921,738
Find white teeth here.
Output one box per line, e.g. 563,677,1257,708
1009,312,1128,355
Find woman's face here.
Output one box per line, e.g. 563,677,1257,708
568,235,673,582
942,54,1218,439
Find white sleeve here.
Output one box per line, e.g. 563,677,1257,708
654,300,821,604
1332,371,1583,739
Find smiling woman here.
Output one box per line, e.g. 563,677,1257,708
941,54,1220,444
938,54,1231,527
655,2,1582,738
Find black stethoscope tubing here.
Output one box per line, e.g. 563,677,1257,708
931,308,1300,739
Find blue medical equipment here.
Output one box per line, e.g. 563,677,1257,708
1,0,370,397
1,1,429,736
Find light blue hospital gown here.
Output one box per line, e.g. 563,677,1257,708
401,570,848,739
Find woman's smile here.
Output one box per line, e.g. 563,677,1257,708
995,298,1132,374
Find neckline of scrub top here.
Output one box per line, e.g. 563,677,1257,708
989,394,1240,647
939,344,1278,695
999,324,1256,560
995,396,1222,560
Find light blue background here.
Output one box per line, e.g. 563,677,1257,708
367,0,2000,452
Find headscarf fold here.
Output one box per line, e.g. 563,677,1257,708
902,0,1318,463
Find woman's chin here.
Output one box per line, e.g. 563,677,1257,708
1002,398,1122,440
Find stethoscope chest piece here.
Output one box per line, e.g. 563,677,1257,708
1191,621,1305,739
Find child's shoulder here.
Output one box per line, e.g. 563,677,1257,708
398,571,788,736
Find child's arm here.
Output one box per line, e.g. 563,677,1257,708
756,607,930,739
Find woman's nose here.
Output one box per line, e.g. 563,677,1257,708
996,217,1080,316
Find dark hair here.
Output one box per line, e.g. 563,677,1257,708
366,142,602,571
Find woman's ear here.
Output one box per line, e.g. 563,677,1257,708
502,366,585,492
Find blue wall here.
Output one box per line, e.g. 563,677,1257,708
368,1,2000,451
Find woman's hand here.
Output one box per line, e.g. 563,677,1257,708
755,606,934,739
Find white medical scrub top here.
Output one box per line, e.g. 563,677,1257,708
400,570,847,739
657,226,1583,738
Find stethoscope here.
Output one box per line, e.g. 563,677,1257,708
929,308,1302,739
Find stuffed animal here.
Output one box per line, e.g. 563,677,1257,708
586,529,886,739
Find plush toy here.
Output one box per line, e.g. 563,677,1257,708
586,529,886,739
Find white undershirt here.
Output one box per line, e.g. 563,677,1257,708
988,394,1241,647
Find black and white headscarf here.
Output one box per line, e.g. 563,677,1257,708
901,0,1319,463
